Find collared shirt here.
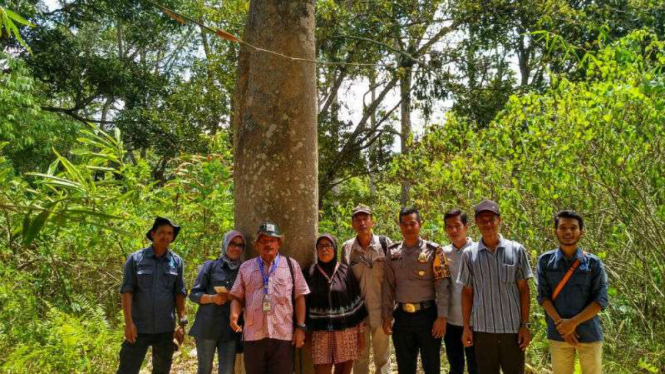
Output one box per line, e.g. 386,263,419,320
230,255,310,342
443,238,474,326
188,258,241,341
536,248,608,342
382,238,451,319
341,234,392,327
120,246,187,334
458,236,533,334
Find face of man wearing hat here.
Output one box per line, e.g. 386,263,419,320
151,224,175,252
352,212,374,236
256,234,281,264
475,211,501,239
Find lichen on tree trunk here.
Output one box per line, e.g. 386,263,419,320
232,0,318,267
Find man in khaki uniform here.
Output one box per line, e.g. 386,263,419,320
341,205,392,374
382,207,452,374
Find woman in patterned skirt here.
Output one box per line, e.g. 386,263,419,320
305,234,368,374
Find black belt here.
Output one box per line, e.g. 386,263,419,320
398,300,435,313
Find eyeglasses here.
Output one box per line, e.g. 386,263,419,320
229,242,245,249
316,244,334,250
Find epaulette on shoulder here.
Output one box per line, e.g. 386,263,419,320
426,241,441,250
387,242,402,260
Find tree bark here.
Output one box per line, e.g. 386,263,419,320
233,0,318,267
399,66,412,206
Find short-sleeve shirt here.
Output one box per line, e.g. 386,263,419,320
536,248,608,342
382,238,451,319
119,246,187,334
458,236,533,334
230,254,310,342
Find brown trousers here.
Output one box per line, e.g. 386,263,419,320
474,332,525,374
244,338,294,374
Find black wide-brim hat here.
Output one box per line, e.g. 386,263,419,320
146,216,181,242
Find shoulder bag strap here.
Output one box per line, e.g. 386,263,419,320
552,259,581,301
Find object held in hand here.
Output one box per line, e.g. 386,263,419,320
214,286,229,294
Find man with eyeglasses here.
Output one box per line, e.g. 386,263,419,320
458,200,533,374
341,205,393,374
229,222,310,374
382,207,452,374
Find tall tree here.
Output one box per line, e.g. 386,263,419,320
233,0,318,266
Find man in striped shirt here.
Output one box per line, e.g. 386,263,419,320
458,200,533,374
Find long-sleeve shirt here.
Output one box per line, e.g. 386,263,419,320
188,258,240,341
120,246,187,334
382,238,451,319
341,234,392,328
443,238,474,326
536,248,608,342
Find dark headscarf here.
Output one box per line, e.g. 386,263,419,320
221,230,245,271
316,233,338,276
305,234,368,332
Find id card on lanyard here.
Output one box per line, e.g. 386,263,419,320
258,254,280,312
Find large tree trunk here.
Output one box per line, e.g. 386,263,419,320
399,66,412,206
233,0,318,267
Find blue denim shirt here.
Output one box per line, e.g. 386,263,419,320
188,259,241,341
536,248,608,342
120,246,187,334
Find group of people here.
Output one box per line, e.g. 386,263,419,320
116,199,609,374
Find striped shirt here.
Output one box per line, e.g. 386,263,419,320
458,235,533,334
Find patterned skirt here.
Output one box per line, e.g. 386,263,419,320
311,324,364,365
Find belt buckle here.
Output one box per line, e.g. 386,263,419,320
402,303,417,313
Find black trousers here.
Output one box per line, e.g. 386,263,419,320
116,332,175,374
244,338,294,374
444,324,478,374
473,332,525,374
392,307,442,374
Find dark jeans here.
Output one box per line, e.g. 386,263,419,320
195,337,237,374
392,307,442,374
116,333,175,374
473,332,525,374
444,324,478,374
244,338,294,374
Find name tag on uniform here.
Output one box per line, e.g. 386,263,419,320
262,294,272,312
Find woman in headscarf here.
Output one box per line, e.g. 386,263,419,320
305,234,368,374
189,230,245,374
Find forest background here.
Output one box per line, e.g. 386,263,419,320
1,0,665,373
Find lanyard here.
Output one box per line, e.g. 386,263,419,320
315,262,340,285
258,254,280,295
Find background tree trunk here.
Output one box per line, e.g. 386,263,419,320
399,66,412,206
232,0,318,267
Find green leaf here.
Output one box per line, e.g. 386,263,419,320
5,8,35,27
22,209,51,246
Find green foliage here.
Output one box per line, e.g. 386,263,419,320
0,122,235,372
389,30,665,372
0,51,81,173
0,6,35,51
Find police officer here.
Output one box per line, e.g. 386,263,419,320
382,207,452,374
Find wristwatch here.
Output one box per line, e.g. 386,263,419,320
295,323,307,332
520,321,531,329
179,316,189,327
